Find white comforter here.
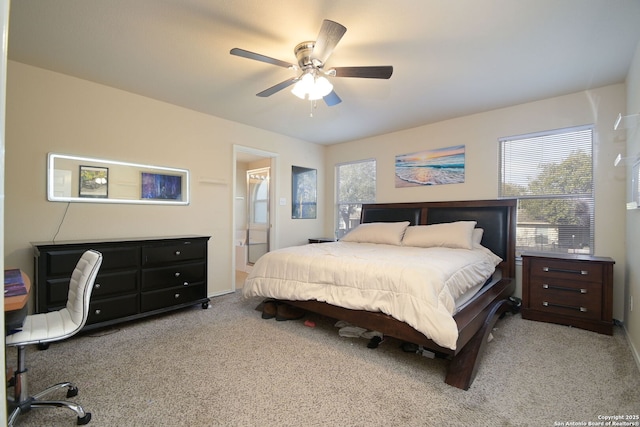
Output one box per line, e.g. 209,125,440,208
242,242,502,350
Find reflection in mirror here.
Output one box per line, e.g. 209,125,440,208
48,153,190,205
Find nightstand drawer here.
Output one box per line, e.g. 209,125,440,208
528,257,603,282
529,278,602,320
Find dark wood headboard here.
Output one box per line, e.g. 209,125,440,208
360,199,517,278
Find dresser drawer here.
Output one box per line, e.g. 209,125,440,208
529,278,602,320
141,262,205,290
528,257,603,282
44,277,73,307
88,294,139,324
43,269,138,306
92,269,138,298
44,249,87,275
44,246,139,276
140,283,207,312
141,241,206,266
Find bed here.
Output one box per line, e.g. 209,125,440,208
243,199,517,390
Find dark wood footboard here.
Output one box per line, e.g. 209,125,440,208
286,277,516,390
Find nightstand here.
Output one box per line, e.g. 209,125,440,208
521,252,615,335
308,237,336,244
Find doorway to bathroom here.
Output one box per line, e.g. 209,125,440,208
234,146,277,289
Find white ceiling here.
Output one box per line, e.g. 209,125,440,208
7,0,640,145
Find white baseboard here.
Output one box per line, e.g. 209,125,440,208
623,324,640,374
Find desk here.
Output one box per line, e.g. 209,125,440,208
5,270,30,332
5,270,30,312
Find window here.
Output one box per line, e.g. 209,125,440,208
499,126,594,255
248,168,269,224
335,159,376,238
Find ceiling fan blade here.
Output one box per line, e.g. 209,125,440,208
323,90,342,107
230,48,294,69
256,77,298,97
332,66,393,79
311,20,347,65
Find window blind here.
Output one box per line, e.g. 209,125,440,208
499,125,594,255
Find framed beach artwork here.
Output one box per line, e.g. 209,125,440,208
395,145,465,187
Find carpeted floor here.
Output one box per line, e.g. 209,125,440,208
6,291,640,426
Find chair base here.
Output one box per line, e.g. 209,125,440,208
8,381,91,426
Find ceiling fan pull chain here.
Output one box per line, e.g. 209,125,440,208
309,100,314,117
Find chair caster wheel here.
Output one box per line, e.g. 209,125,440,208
77,412,91,425
202,301,210,309
67,386,79,398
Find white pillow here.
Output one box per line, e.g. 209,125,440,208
472,228,484,246
402,221,477,249
340,221,410,246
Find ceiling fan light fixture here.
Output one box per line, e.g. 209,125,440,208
291,70,333,100
291,81,307,99
313,75,333,98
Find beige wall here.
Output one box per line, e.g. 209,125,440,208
5,61,326,297
624,40,640,369
6,59,636,364
325,84,628,321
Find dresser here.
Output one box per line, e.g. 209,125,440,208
32,236,210,331
521,252,614,335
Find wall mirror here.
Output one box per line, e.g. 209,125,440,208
48,153,190,205
291,166,317,219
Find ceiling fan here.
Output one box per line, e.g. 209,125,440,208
230,19,393,107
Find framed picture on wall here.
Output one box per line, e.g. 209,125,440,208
141,172,183,200
395,145,465,187
292,166,317,219
79,165,108,198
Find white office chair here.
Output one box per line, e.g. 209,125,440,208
6,249,103,426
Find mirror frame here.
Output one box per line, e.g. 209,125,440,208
47,153,190,205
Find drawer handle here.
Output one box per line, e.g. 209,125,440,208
95,309,102,315
542,266,588,275
542,301,587,312
174,293,180,299
94,283,101,289
175,250,181,256
174,272,181,277
542,284,587,294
